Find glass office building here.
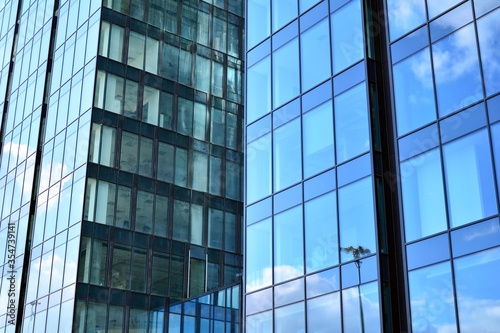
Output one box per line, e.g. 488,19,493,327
245,0,500,332
0,0,244,332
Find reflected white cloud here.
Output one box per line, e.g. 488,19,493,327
388,0,426,40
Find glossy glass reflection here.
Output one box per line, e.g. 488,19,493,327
339,177,376,262
247,310,272,333
248,0,270,49
305,191,338,273
342,282,381,333
301,18,331,91
477,7,500,96
274,205,304,283
401,148,447,242
427,0,461,19
432,24,483,116
303,101,335,178
393,48,436,135
273,38,300,109
409,262,457,333
454,247,500,332
331,0,364,74
307,292,341,332
443,129,497,227
335,82,369,163
275,302,305,333
246,218,272,292
273,0,297,32
247,133,271,203
273,118,302,191
387,0,426,41
247,55,271,124
492,123,500,191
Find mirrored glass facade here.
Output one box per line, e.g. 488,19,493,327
246,0,500,332
0,0,243,332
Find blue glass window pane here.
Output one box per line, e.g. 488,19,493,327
339,177,376,262
304,169,336,201
331,0,364,74
247,310,272,333
300,0,321,13
439,103,487,143
273,118,302,191
443,130,497,227
274,278,304,307
303,101,334,178
401,148,447,242
305,191,338,273
273,38,300,108
474,0,500,17
248,0,270,49
387,0,426,41
301,18,331,92
307,292,341,332
393,48,436,135
246,218,272,292
342,282,381,333
391,26,428,64
335,82,369,163
492,123,500,192
407,234,450,270
432,24,483,116
477,7,500,96
246,288,273,315
275,302,305,332
247,133,271,203
247,56,271,124
427,0,461,19
409,262,457,333
273,0,297,32
451,218,500,257
274,205,304,283
429,2,472,42
306,267,340,298
454,248,500,331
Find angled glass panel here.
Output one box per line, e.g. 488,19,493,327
427,0,461,19
401,148,447,242
331,0,364,74
307,292,341,332
247,132,271,203
305,191,338,273
246,310,272,333
246,218,272,292
303,101,334,178
273,38,300,109
393,47,436,135
273,0,297,32
432,24,483,116
477,7,500,96
248,0,271,49
274,205,304,283
387,0,426,41
247,55,271,124
301,18,330,91
339,177,375,262
335,82,369,163
454,247,500,331
409,262,457,333
273,117,302,191
275,302,305,333
443,129,497,227
492,123,500,191
342,282,381,333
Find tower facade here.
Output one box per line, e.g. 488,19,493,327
244,0,500,332
0,0,244,332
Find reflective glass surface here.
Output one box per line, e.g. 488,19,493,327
409,262,457,332
427,0,461,19
301,18,330,91
401,148,447,241
307,292,341,332
273,38,300,108
273,118,302,191
443,129,497,227
387,0,426,41
273,0,297,32
247,55,271,124
247,133,272,203
393,48,436,135
275,302,305,333
432,24,482,116
477,7,500,96
248,0,270,48
246,218,272,291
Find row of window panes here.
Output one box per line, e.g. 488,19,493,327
247,81,369,203
0,205,29,262
401,124,500,242
19,297,74,332
0,1,17,39
77,236,238,298
73,300,164,333
103,0,243,40
98,24,242,103
89,122,241,199
94,71,240,147
246,175,376,292
247,0,364,123
24,227,80,304
16,0,53,51
408,246,500,332
392,7,500,135
246,281,381,333
31,169,86,247
84,178,239,252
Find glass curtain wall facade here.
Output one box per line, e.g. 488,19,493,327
0,0,244,332
245,0,500,332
